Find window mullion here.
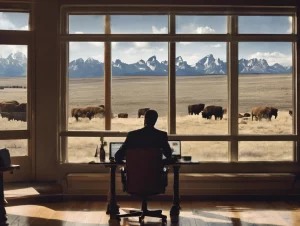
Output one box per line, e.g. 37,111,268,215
104,15,111,130
168,13,176,134
228,15,239,162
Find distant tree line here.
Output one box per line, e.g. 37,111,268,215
0,86,26,89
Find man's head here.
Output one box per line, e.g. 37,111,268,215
144,110,158,127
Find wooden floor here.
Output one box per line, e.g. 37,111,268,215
5,200,300,226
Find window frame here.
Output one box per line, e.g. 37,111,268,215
0,4,35,180
59,5,299,172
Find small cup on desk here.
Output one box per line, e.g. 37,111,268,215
181,156,192,162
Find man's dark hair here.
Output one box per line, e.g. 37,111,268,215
144,110,158,127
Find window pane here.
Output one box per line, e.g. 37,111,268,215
0,12,29,30
0,139,27,156
0,45,27,130
68,15,104,34
176,16,227,34
68,137,125,163
239,142,293,161
68,42,104,130
111,42,168,131
176,42,227,134
239,16,292,34
181,141,228,162
111,15,168,34
239,42,292,135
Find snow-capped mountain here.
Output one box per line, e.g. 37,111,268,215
0,52,27,76
0,52,293,77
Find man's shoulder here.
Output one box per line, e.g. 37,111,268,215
153,128,168,136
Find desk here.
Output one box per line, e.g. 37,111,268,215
96,161,198,224
0,165,20,226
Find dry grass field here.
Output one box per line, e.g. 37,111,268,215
0,74,294,161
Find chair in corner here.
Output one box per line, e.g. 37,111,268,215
116,148,168,225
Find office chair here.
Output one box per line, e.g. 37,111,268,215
116,148,168,225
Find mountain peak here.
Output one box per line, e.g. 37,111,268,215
147,55,157,62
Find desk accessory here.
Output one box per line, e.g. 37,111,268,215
182,156,191,161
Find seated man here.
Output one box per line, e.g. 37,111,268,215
115,110,172,190
115,109,172,164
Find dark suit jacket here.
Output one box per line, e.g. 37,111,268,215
115,126,172,163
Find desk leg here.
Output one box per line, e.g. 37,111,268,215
106,166,120,224
0,173,7,226
170,165,181,223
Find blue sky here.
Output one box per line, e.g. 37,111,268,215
0,13,293,66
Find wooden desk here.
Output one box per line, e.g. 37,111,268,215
0,165,20,226
95,161,199,224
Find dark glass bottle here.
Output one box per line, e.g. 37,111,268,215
100,144,105,162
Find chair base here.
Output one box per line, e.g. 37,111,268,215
117,200,167,224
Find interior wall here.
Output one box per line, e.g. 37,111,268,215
35,0,59,181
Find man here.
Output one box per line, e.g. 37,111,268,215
115,109,172,164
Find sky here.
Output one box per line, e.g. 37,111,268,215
0,13,293,66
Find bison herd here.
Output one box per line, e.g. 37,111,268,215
0,100,27,122
188,103,283,121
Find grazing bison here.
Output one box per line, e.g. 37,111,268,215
238,113,244,118
251,106,271,121
15,103,26,112
188,104,205,115
118,113,128,118
0,100,19,106
138,108,150,118
1,112,26,122
202,105,223,120
289,110,293,116
269,107,278,119
0,103,18,112
85,106,105,119
244,113,251,117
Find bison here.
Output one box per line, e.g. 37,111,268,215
0,103,18,112
15,103,26,112
244,113,251,117
202,105,223,120
188,104,205,115
269,107,278,119
238,113,244,118
251,106,271,121
118,113,128,118
289,110,293,116
138,108,150,118
1,112,26,122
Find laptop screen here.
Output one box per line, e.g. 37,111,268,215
110,142,123,158
110,141,181,158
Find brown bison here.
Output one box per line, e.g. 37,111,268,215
138,108,150,118
118,113,128,118
269,107,278,119
202,105,223,120
188,104,205,115
244,113,251,117
1,112,26,122
251,106,271,121
72,106,105,121
15,103,26,112
0,100,19,106
0,103,18,112
289,110,293,116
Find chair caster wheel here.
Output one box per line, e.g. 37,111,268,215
139,216,144,224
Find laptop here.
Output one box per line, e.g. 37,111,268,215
109,141,181,159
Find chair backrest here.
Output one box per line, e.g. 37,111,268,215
126,148,164,196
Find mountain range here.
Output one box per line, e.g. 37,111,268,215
0,52,292,77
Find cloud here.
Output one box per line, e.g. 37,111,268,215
210,44,222,48
196,26,216,34
178,23,216,34
75,31,84,34
0,13,16,30
20,25,29,30
134,42,149,48
288,16,293,33
88,42,104,47
0,45,27,58
179,42,192,45
159,48,164,52
249,51,292,66
152,26,168,34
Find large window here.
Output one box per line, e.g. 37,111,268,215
60,9,297,164
0,12,31,158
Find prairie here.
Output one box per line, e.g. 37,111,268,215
0,74,294,162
